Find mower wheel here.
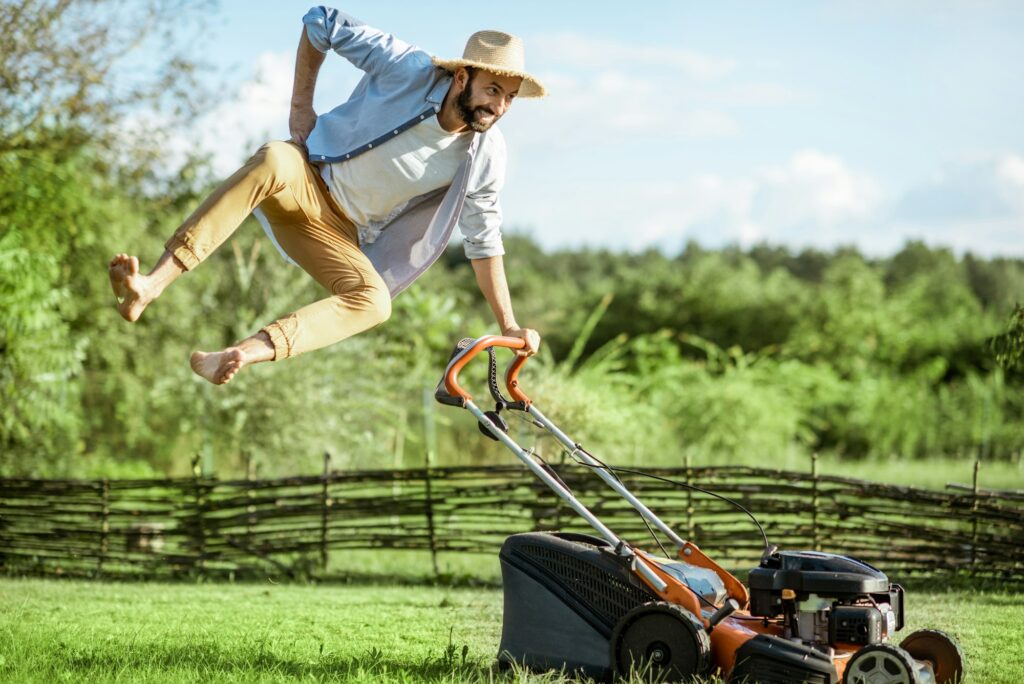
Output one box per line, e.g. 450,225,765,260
900,629,965,684
844,644,921,684
610,601,711,682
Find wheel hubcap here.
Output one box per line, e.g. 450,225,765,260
647,642,668,663
848,651,912,684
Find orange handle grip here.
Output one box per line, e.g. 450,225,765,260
505,354,530,405
444,335,532,406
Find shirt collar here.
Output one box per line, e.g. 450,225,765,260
426,70,453,108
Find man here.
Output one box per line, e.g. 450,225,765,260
108,6,543,384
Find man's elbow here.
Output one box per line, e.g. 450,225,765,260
463,239,505,262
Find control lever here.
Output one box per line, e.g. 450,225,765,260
706,598,740,633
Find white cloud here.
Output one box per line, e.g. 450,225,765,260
748,150,883,240
995,154,1024,215
509,149,1024,257
196,51,296,177
703,82,802,107
895,153,1024,222
885,153,1024,255
506,150,885,253
532,32,736,81
135,50,366,182
648,151,882,249
504,68,742,148
122,51,297,182
504,32,797,149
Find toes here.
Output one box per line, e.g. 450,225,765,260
129,256,139,275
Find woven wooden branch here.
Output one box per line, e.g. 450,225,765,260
2,464,1021,582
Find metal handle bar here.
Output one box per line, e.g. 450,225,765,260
443,335,532,407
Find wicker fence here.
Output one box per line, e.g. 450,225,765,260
1,456,1022,582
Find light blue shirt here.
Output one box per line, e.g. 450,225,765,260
255,6,507,297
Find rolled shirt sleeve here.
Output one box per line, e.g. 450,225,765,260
303,6,416,74
459,128,507,259
459,188,505,259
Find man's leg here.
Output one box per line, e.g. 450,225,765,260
108,141,309,322
189,331,275,385
108,251,186,322
188,143,392,385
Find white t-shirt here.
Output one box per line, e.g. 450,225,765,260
319,114,472,245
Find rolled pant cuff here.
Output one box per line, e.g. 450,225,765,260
164,236,201,271
261,321,292,361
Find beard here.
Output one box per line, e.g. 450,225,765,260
457,79,498,132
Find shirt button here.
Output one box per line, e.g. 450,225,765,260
393,130,399,134
319,155,325,160
346,154,351,159
420,115,425,120
368,143,373,148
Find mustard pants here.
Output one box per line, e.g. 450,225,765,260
165,141,391,360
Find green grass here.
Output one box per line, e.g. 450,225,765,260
1,578,1021,683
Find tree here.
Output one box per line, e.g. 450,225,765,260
991,305,1024,373
0,0,210,474
0,0,208,154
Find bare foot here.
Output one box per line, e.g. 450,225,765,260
190,348,247,385
108,254,153,322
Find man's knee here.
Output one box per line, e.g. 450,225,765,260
255,140,305,177
367,283,392,324
338,281,391,325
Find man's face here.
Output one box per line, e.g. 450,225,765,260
456,68,522,132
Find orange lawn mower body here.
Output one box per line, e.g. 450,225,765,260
436,336,965,684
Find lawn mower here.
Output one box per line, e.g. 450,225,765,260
435,335,966,684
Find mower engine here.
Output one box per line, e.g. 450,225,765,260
748,550,904,650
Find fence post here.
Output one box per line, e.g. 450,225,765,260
245,452,256,540
320,451,331,572
811,452,820,552
422,387,440,577
98,478,110,576
391,408,407,527
684,452,695,542
191,454,206,576
970,457,981,574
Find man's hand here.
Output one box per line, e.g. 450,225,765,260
289,104,317,148
503,327,541,357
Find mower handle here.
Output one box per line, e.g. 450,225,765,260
443,335,532,407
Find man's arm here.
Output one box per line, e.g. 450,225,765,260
289,28,325,147
302,6,418,74
471,256,541,356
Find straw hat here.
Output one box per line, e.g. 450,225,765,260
432,30,547,98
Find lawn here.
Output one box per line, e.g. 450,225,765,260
0,578,1021,683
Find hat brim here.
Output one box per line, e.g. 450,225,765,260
431,56,547,98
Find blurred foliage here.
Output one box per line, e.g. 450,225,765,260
0,0,211,156
1,1,1022,478
990,305,1024,373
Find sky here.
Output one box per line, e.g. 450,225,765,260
153,0,1024,257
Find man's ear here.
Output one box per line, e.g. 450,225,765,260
454,66,470,90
